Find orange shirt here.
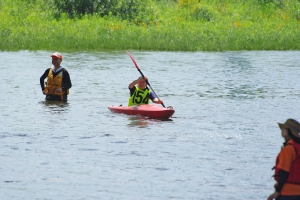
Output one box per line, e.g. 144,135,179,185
276,140,300,195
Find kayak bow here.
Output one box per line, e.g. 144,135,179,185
108,104,175,119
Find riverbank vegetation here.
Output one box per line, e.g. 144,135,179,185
1,0,299,51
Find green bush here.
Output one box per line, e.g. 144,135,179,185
53,0,142,21
257,0,285,8
192,7,212,21
1,0,300,51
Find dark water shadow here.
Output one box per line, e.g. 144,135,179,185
39,100,70,114
127,116,149,128
127,116,173,128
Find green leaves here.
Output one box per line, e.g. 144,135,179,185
53,0,143,21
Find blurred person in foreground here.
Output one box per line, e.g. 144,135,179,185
40,52,72,101
267,119,300,200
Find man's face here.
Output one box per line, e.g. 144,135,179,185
138,79,147,89
52,57,62,66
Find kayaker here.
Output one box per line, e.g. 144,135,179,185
128,76,163,106
40,52,72,101
267,119,300,200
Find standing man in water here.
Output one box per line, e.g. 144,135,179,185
267,119,300,200
40,52,72,101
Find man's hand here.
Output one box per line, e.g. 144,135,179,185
55,88,62,93
153,98,163,104
267,192,280,200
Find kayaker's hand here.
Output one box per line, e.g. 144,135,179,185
267,192,280,200
154,98,163,104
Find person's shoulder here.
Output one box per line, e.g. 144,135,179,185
149,90,155,96
286,140,300,147
45,68,51,73
288,140,300,151
282,142,297,155
284,144,296,150
62,68,69,73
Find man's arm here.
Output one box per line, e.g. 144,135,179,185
150,91,163,104
62,69,72,91
129,79,139,89
40,69,49,91
129,76,148,88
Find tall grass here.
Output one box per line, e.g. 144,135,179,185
0,0,299,51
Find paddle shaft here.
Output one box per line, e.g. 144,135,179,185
126,51,166,108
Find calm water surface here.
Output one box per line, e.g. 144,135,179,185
1,50,300,200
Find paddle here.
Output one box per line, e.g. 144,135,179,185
126,50,166,108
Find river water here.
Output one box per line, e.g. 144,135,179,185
0,50,300,200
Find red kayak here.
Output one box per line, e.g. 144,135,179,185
108,104,175,119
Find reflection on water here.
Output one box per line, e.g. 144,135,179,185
1,50,300,200
127,116,149,128
127,116,173,128
39,101,70,114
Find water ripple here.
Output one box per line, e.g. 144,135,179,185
0,50,299,200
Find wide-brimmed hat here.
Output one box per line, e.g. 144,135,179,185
51,52,62,60
278,119,300,138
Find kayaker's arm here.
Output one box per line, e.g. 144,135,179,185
129,76,148,89
129,79,139,89
153,98,163,104
150,91,163,104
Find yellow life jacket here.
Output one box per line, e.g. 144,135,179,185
128,86,150,106
44,68,69,97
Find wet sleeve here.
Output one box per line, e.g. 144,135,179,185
40,69,49,91
275,169,289,192
150,91,157,101
62,69,72,91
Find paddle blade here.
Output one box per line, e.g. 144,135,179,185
126,50,140,70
